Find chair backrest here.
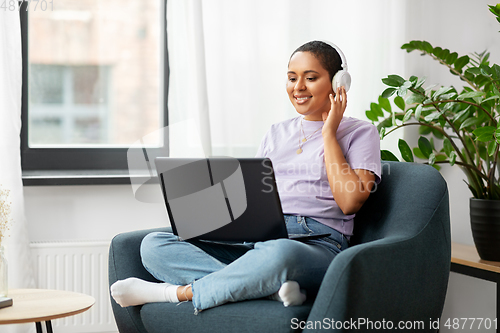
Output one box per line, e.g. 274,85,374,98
351,161,449,246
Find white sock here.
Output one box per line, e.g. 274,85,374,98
269,281,307,307
110,277,180,307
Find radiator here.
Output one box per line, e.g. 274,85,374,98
30,241,118,333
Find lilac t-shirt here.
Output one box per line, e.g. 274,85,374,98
255,115,381,236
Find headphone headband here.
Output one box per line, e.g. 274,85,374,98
317,40,351,92
319,40,348,71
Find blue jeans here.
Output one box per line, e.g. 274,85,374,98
140,215,348,313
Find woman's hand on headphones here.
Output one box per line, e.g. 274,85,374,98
322,86,347,138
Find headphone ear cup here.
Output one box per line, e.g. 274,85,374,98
332,70,351,93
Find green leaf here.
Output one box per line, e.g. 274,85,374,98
459,117,482,130
464,137,475,155
494,84,500,97
440,92,458,100
401,43,415,52
454,55,470,70
491,64,500,80
449,151,457,166
452,106,471,123
488,141,498,156
473,126,495,137
379,127,386,140
446,52,458,65
433,86,453,99
474,75,490,88
481,95,499,104
465,67,482,75
433,46,443,58
438,116,446,128
428,152,436,165
478,141,488,161
410,41,423,50
381,150,399,161
495,128,500,144
443,138,453,156
398,139,414,162
394,96,405,111
370,103,384,117
432,128,444,139
422,41,433,54
435,154,447,162
377,118,392,130
489,4,500,16
463,71,475,82
413,147,427,159
424,112,442,122
415,77,426,89
382,74,406,87
419,125,432,135
397,80,412,96
365,110,379,122
480,64,492,77
440,49,450,62
414,104,423,120
378,96,392,112
402,109,413,123
382,78,400,87
483,52,490,64
381,88,396,98
476,133,494,142
406,93,425,105
418,136,433,158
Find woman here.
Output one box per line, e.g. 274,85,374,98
110,40,381,314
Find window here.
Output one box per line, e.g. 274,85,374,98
29,64,110,145
20,0,169,177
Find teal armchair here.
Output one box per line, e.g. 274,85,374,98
109,161,451,332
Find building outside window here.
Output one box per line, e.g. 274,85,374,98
23,0,167,173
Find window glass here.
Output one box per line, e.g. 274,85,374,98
28,0,162,147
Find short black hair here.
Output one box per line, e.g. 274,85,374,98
289,41,343,81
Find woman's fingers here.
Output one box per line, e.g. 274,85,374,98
341,86,347,109
326,87,347,120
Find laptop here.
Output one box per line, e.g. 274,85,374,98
154,157,330,242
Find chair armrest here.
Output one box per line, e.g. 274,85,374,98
306,196,450,332
108,227,171,333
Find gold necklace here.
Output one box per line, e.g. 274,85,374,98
297,118,322,154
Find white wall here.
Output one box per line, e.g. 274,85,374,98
24,184,167,242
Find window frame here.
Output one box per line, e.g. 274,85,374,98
19,0,170,173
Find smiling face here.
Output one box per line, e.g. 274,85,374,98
287,51,334,121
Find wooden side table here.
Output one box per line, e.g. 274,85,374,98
0,289,95,333
451,242,500,333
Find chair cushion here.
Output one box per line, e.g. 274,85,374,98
141,299,313,333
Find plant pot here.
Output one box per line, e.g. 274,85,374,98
470,198,500,261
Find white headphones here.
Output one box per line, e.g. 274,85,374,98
320,40,351,93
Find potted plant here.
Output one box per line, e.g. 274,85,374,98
365,4,500,261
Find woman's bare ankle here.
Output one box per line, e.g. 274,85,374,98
176,285,193,302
